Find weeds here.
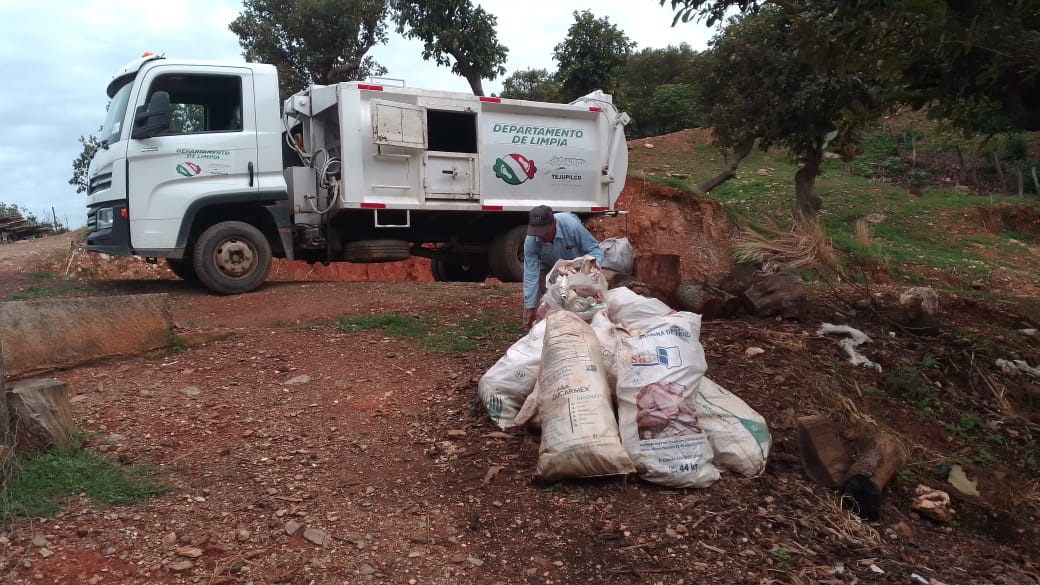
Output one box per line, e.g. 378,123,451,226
332,309,523,354
1,437,169,520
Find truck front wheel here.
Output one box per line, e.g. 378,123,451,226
488,225,527,282
193,221,272,295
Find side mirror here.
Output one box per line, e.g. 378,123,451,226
131,91,171,139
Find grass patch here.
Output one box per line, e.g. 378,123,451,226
2,284,89,301
332,309,524,354
644,174,692,192
31,270,57,279
1,440,169,520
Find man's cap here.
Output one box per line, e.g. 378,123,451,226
527,205,555,237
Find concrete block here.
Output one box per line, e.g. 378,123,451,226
0,294,171,377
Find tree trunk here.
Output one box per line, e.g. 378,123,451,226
841,434,908,520
796,415,852,489
955,145,966,184
1012,167,1024,197
993,151,1008,193
1032,166,1039,197
794,148,824,229
466,74,485,97
697,139,754,193
6,379,76,454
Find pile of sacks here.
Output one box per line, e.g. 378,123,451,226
479,256,772,487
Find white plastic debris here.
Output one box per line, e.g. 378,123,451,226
818,323,881,371
995,358,1040,378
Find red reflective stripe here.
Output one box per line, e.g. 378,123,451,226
357,84,384,91
481,205,503,211
589,107,602,112
591,207,608,212
479,97,502,103
360,203,386,209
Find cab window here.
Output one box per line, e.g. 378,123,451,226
147,74,243,134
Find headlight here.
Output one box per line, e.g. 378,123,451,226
96,207,114,230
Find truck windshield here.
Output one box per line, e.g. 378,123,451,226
101,81,134,145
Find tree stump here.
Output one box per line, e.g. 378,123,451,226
741,271,806,319
632,254,681,305
6,378,76,454
796,415,852,488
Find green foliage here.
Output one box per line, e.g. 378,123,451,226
332,309,522,353
31,271,56,279
3,285,88,301
619,44,704,138
500,68,561,102
69,134,102,195
1,440,169,520
660,0,1040,133
229,0,389,96
391,0,508,96
553,10,636,102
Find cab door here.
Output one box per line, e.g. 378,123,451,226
126,65,258,252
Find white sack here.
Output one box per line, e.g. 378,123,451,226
695,377,771,477
520,313,619,432
478,320,546,430
600,236,634,275
536,311,635,481
605,287,674,331
616,311,719,488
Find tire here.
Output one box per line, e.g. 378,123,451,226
343,239,411,263
165,257,199,283
488,225,527,282
192,221,272,295
431,258,489,282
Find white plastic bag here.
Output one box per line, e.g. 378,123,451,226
695,377,771,477
600,236,634,275
544,256,608,321
536,311,635,481
477,320,546,430
616,311,719,488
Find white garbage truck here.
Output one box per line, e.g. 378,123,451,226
84,54,630,294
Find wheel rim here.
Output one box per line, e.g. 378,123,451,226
213,237,256,279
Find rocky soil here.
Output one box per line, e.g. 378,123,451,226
0,138,1038,584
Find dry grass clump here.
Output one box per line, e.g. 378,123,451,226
733,220,838,273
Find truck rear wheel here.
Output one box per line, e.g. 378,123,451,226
488,225,527,282
431,258,489,282
165,257,199,283
193,221,272,295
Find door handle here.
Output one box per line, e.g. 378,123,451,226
248,162,254,187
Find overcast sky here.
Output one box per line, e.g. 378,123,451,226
0,0,713,229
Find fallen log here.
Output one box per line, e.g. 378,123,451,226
841,434,908,521
741,271,806,319
675,282,741,319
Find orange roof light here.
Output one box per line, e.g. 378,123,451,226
141,52,154,58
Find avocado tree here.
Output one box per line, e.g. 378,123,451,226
229,0,390,96
553,10,636,102
499,68,562,103
391,0,508,96
660,0,1040,132
695,8,882,226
